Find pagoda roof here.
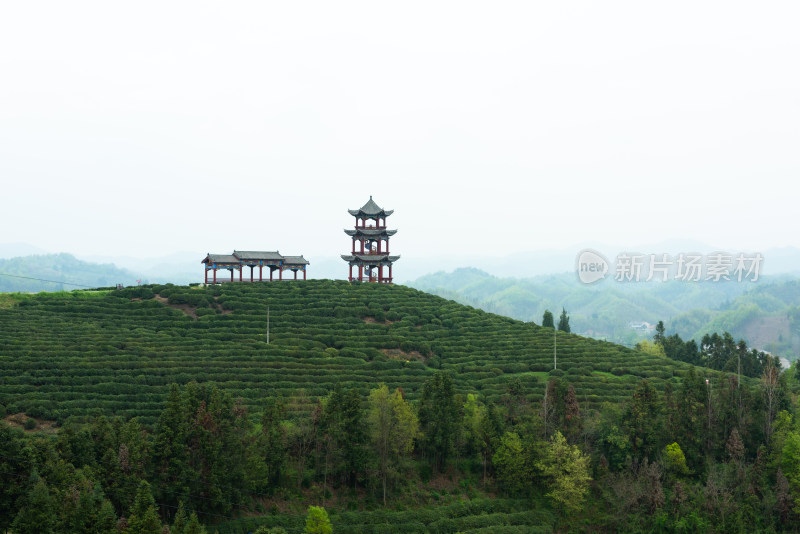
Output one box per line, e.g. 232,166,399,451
341,254,400,263
348,196,394,217
234,250,283,261
282,255,310,265
344,228,397,237
202,253,240,264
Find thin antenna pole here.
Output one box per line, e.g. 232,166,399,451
737,351,741,389
267,306,270,345
554,327,557,370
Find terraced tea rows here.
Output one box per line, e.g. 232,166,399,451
0,280,712,425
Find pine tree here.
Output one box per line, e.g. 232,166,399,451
184,512,207,534
127,481,162,534
542,309,554,328
557,308,570,333
172,500,188,534
12,478,55,534
418,372,459,472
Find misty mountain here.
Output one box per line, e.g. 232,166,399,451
0,254,145,292
409,267,800,359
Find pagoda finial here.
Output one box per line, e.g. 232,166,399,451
370,195,373,200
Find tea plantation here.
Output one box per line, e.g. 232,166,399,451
0,280,712,427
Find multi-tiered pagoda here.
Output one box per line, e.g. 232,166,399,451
342,196,399,283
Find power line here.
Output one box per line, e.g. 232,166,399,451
0,272,98,288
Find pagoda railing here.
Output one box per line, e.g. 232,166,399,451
355,225,386,230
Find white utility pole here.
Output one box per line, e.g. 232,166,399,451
554,327,557,370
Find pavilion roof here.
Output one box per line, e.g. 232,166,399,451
234,250,283,261
202,254,240,264
344,228,397,237
282,255,309,265
348,196,394,217
341,254,400,263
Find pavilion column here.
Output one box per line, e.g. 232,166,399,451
379,265,383,282
389,264,392,282
270,268,273,282
377,240,381,254
230,269,234,282
239,267,242,282
204,268,208,284
250,266,254,282
294,270,298,280
349,264,353,281
279,268,283,281
358,265,363,281
259,265,263,281
213,269,217,284
303,269,306,280
352,240,355,254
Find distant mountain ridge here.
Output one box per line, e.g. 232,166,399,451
0,253,143,292
410,267,800,360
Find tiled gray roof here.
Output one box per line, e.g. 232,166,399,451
340,254,400,263
282,255,309,265
344,228,397,237
234,250,283,261
347,196,394,217
203,254,240,264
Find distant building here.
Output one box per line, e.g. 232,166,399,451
341,196,399,283
628,321,656,333
201,251,309,284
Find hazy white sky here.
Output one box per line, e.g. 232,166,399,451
1,1,798,261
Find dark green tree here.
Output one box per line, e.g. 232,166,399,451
557,308,570,333
321,385,367,489
0,421,32,532
249,397,287,492
654,320,666,345
542,309,554,328
12,477,55,534
623,379,664,461
418,372,460,471
127,480,162,534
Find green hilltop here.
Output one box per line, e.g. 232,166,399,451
0,279,707,425
1,279,793,533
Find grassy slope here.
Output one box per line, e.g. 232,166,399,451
0,280,724,428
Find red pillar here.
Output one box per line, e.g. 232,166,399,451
239,267,242,282
204,268,208,284
259,265,263,281
352,239,355,253
250,266,254,282
294,270,297,280
230,269,234,282
270,268,273,281
389,264,392,282
379,265,383,282
358,265,363,281
213,269,217,284
279,268,283,281
303,269,306,280
349,264,353,281
360,239,364,253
